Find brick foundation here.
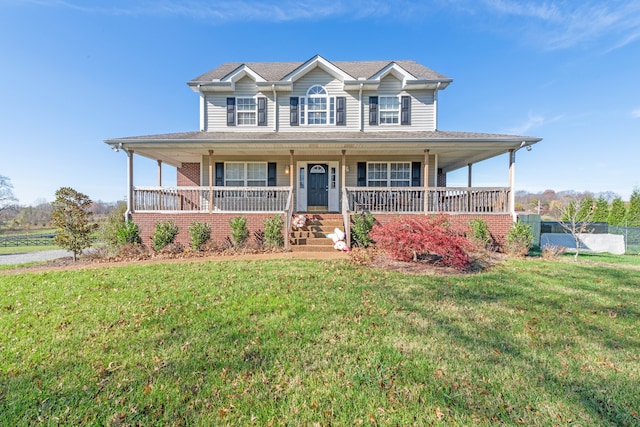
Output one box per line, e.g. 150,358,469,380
132,212,285,248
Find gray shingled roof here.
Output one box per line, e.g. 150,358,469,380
107,130,540,143
190,57,450,83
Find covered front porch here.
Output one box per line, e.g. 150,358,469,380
105,130,540,247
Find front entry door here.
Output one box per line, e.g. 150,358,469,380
307,164,328,209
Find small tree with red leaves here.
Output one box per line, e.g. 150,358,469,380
370,214,471,270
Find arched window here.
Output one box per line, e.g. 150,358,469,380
300,85,335,125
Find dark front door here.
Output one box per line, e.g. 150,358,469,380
307,164,328,208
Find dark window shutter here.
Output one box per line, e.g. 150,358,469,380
215,162,224,186
357,162,367,187
336,96,346,126
411,162,421,187
369,96,378,126
257,97,267,126
226,98,236,126
401,95,411,125
290,97,299,126
267,162,277,187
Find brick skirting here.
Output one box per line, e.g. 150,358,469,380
132,212,286,247
132,212,514,250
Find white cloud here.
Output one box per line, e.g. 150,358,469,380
507,112,564,135
14,0,640,51
14,0,426,22
632,109,640,119
478,0,640,51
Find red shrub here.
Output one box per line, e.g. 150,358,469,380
370,215,471,270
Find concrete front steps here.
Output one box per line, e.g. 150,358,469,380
289,214,345,252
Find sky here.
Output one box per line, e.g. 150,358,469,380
0,0,639,206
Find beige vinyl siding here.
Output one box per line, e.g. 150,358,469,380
205,76,274,132
280,68,360,132
411,90,436,131
362,74,436,132
344,155,436,187
200,155,291,187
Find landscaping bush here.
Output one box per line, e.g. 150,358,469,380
151,220,179,252
229,216,249,248
468,218,491,249
99,202,127,253
263,215,284,248
188,221,211,252
369,214,471,270
351,212,375,248
116,220,142,246
504,220,534,257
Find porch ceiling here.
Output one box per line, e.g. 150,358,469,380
105,130,541,172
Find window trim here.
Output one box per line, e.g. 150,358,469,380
299,85,335,126
366,161,412,187
378,96,400,125
224,162,268,187
235,97,257,126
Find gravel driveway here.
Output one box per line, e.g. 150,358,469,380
0,249,76,265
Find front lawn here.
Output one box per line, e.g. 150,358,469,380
0,258,638,425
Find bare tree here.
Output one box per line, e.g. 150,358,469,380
0,174,18,213
553,196,595,261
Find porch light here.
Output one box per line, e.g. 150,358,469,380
284,166,290,174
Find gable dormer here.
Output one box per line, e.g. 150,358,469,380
282,55,355,83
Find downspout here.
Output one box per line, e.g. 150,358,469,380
122,145,133,221
272,84,277,132
509,149,516,221
358,83,363,131
198,84,205,131
434,82,441,131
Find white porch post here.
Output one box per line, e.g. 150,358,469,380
423,149,430,213
127,150,134,216
289,150,295,188
341,149,349,246
509,149,516,220
208,150,214,214
467,163,472,212
157,160,163,210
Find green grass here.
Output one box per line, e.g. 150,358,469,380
561,252,640,267
1,258,638,425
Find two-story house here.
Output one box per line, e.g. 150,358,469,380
105,55,541,250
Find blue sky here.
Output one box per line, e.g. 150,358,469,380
1,0,639,205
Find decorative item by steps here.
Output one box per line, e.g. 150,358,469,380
326,227,349,252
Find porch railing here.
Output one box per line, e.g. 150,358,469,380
345,187,510,214
133,186,293,213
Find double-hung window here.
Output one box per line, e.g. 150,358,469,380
236,98,257,125
379,96,399,124
367,162,411,187
225,162,267,186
